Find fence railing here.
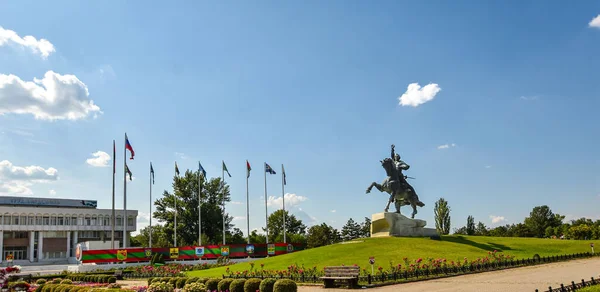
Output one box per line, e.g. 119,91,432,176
223,252,598,286
536,276,599,292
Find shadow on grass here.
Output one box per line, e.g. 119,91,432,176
442,236,512,252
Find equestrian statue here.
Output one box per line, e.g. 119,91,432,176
366,144,425,218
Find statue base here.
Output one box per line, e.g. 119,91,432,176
370,212,439,238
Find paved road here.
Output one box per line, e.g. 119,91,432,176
299,257,600,291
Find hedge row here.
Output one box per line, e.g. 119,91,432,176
35,284,131,292
147,277,208,289
65,274,117,283
207,278,296,292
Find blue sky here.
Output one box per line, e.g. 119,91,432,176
1,1,599,236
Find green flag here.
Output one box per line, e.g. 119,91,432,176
222,161,231,177
125,164,133,181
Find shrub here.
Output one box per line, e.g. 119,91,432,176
244,278,261,292
259,278,276,292
36,279,48,285
217,278,234,292
52,278,62,284
8,281,30,290
147,282,174,292
205,279,220,291
182,282,206,292
60,279,73,285
273,279,297,292
176,277,188,288
168,278,178,286
196,278,207,284
185,277,198,285
107,276,117,283
148,277,155,285
229,279,246,292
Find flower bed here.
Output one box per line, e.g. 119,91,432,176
127,263,235,278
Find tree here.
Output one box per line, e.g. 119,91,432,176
360,217,371,238
265,210,306,243
524,205,564,238
249,230,266,244
567,224,593,240
153,169,233,246
226,228,246,244
466,216,475,236
434,198,451,235
306,223,332,248
133,225,172,247
453,226,467,235
341,218,362,241
475,221,488,236
489,225,508,237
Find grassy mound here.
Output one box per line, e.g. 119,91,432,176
187,235,595,278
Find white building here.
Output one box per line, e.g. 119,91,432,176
0,196,137,263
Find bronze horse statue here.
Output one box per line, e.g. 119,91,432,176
366,157,424,218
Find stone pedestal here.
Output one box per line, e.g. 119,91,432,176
370,212,438,237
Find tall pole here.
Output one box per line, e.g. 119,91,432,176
123,134,127,248
111,140,116,249
149,162,152,248
246,164,250,245
174,170,177,247
222,164,226,245
264,162,269,245
198,169,202,246
282,164,286,244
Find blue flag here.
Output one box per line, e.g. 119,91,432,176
198,162,206,177
265,163,276,175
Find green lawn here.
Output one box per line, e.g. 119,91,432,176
186,235,596,278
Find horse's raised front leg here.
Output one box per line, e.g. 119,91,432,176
366,182,382,194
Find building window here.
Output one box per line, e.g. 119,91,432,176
65,217,70,226
36,216,42,225
72,217,78,226
116,217,123,226
3,215,9,225
128,217,134,227
58,216,64,225
43,216,49,225
12,216,19,225
104,217,110,226
77,217,83,226
20,216,26,225
85,216,91,226
91,216,97,226
50,216,57,225
28,216,34,225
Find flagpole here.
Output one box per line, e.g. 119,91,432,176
198,166,202,246
149,162,153,248
282,164,286,244
246,161,250,245
123,133,127,248
174,164,177,247
222,162,226,245
111,140,116,249
264,162,269,246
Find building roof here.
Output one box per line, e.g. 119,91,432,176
0,196,98,209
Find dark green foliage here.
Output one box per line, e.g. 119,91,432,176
36,279,47,284
229,279,246,292
217,278,234,292
467,216,475,236
341,218,361,241
273,279,297,292
434,198,451,235
243,278,261,292
185,277,198,284
108,276,117,283
205,279,220,291
148,278,155,285
259,278,277,292
176,277,188,288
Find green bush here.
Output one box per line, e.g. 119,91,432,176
217,279,234,292
229,279,246,292
52,278,62,284
148,277,155,285
185,277,198,285
176,277,188,288
182,282,206,292
36,279,48,285
107,276,117,283
147,282,174,292
205,279,220,291
273,279,297,292
60,279,73,285
259,278,276,292
244,278,261,292
168,278,178,286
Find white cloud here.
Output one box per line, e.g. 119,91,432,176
86,151,111,167
230,201,244,205
330,210,336,213
0,71,102,121
0,26,55,58
267,193,308,208
49,189,56,196
437,143,456,149
589,14,600,28
485,165,492,169
520,95,539,101
0,160,58,195
399,83,441,107
175,152,189,160
490,215,506,224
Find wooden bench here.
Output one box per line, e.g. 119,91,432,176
319,266,360,289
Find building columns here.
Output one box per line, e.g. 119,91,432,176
37,231,44,260
66,231,71,258
0,230,4,262
73,231,78,246
29,231,35,262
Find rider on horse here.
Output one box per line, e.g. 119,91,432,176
389,144,417,203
